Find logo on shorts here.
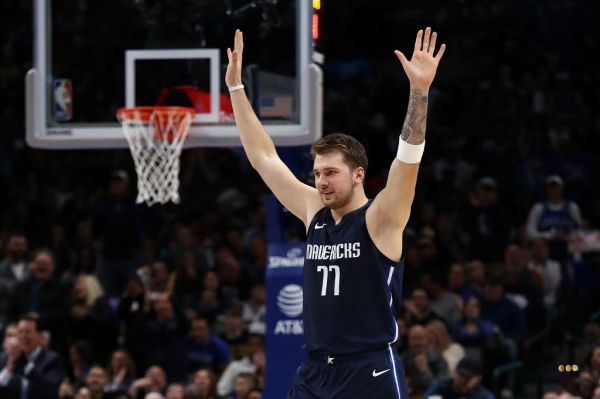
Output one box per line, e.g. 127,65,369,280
372,369,390,377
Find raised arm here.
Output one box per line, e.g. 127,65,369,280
226,30,321,226
368,28,445,260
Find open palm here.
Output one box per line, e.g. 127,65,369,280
226,29,244,88
395,27,446,90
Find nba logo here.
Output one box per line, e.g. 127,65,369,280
53,79,73,121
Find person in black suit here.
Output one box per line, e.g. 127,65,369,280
0,313,65,399
10,249,70,354
0,232,29,331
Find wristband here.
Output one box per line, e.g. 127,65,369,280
228,84,245,93
396,138,425,164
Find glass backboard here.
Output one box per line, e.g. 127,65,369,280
27,0,321,148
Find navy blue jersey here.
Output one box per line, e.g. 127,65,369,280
303,200,404,355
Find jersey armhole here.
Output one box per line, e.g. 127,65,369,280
305,207,326,235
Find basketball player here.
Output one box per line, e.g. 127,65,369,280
226,27,445,398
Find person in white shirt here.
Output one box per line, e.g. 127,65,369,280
426,320,465,374
526,175,583,260
217,335,265,398
527,238,562,307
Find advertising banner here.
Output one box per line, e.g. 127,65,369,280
263,242,305,399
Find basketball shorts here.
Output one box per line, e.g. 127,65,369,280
288,346,407,399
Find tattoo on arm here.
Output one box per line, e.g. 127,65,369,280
400,89,428,145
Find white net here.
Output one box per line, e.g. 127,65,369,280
117,107,195,206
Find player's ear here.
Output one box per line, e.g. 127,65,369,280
354,166,365,183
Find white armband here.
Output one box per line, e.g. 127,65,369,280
396,138,425,164
228,84,245,93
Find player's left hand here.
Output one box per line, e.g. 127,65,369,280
394,27,446,91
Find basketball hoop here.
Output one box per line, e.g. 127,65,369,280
117,106,196,205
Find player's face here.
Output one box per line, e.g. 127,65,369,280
313,152,363,210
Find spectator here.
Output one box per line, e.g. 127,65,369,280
82,365,109,399
165,383,184,399
105,349,136,394
0,313,65,399
452,296,497,349
527,238,563,307
481,278,525,369
503,244,543,309
47,224,72,278
74,387,93,399
94,170,143,297
577,345,600,393
403,288,444,327
242,283,266,335
142,293,189,382
219,305,249,360
217,335,264,398
187,318,230,374
194,289,221,325
526,175,583,260
163,226,210,274
400,324,449,397
117,272,149,370
465,260,487,299
182,383,203,399
191,271,227,324
10,249,70,354
245,388,262,399
0,323,18,375
191,368,217,399
148,261,171,293
426,320,465,374
169,250,207,309
0,232,29,286
424,357,495,399
214,246,250,303
229,372,256,399
460,177,510,262
128,365,167,399
422,270,463,327
244,234,267,284
66,341,93,386
448,263,479,300
67,275,118,363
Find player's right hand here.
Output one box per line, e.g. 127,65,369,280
226,29,244,88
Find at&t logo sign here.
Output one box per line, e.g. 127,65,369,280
275,284,303,335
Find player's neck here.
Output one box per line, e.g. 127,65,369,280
329,191,368,224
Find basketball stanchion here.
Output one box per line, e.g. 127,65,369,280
116,106,196,205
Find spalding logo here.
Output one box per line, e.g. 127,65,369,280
277,284,303,317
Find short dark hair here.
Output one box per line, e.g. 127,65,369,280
19,312,41,331
311,133,368,171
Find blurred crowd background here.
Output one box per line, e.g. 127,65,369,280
1,1,600,399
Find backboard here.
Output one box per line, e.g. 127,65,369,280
27,0,321,149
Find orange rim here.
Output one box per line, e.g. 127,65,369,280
117,106,197,122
